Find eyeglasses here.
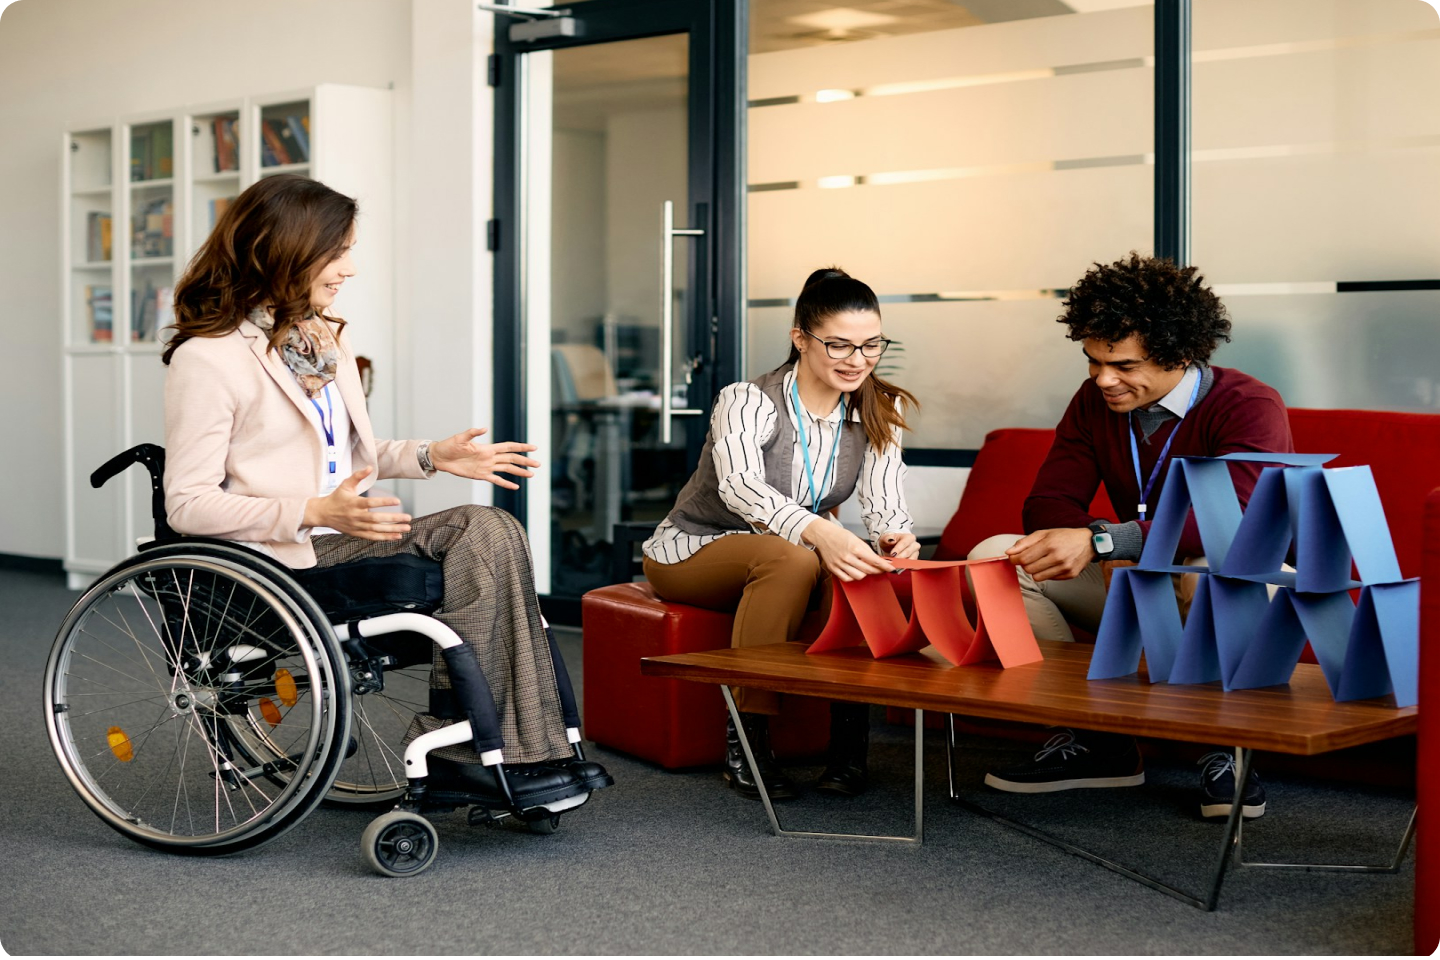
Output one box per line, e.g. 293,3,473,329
805,330,893,359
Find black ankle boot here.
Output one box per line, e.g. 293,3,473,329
816,702,869,796
724,713,798,801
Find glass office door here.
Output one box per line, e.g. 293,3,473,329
491,0,744,612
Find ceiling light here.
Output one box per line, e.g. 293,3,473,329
814,89,857,103
786,8,900,31
817,175,858,189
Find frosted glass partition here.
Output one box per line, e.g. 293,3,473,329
1193,0,1440,413
747,5,1155,448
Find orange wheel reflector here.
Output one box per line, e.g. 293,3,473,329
106,726,134,763
258,697,282,727
274,669,298,707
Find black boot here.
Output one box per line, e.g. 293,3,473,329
724,713,798,801
816,702,869,796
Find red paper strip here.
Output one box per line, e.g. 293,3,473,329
808,557,1041,668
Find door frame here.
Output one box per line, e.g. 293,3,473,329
489,0,746,555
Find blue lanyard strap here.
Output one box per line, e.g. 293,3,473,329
1126,370,1202,521
308,385,337,474
790,377,846,514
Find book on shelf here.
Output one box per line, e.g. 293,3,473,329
208,195,235,231
86,285,113,342
86,211,113,262
130,280,173,341
285,114,310,161
211,116,239,172
129,124,173,182
131,195,174,258
261,119,292,166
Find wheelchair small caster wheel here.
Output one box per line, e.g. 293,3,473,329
527,814,561,835
362,811,439,877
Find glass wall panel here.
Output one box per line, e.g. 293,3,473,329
747,2,1155,448
1194,0,1440,412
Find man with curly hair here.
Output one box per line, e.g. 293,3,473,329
969,252,1293,820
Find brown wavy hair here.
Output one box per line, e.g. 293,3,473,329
785,267,918,453
162,174,358,365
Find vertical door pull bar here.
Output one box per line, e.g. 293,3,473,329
661,199,705,443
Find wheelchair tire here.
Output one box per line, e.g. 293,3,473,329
45,543,351,855
362,810,439,877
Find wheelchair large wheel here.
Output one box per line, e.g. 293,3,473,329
45,544,350,855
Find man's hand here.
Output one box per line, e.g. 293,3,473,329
304,466,412,541
430,427,542,490
801,521,895,582
1004,527,1095,582
877,531,921,560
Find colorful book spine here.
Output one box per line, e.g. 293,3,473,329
286,114,310,162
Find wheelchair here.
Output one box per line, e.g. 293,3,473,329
44,444,609,877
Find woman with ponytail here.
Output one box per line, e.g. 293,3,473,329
643,267,919,800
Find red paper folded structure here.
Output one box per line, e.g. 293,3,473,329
808,557,1042,668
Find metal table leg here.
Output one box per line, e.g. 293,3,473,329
722,686,922,845
944,720,1416,911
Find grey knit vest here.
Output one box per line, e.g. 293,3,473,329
667,364,867,536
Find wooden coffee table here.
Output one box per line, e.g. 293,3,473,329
641,641,1417,910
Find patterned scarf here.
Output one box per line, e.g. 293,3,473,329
248,307,339,398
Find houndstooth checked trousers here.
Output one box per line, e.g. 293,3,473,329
312,504,571,765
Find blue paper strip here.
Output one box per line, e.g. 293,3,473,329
1218,467,1293,578
1168,576,1221,685
1323,466,1404,586
1291,467,1355,593
1219,452,1338,466
1227,590,1308,691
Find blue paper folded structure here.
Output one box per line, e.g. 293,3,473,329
1088,452,1417,706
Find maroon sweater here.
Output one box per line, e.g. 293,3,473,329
1022,366,1293,560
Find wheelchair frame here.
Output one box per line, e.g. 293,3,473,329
44,444,599,877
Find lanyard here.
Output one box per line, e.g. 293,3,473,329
790,377,846,514
1127,370,1202,520
309,384,337,475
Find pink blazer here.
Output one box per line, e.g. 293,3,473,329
164,318,426,568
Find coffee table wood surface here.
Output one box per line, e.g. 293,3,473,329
641,641,1415,756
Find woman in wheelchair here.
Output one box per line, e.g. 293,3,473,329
642,267,919,801
159,174,610,811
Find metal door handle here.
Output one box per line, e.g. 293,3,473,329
660,200,704,443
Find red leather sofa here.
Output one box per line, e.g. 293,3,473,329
935,408,1438,578
583,407,1440,771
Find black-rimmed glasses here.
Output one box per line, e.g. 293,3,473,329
805,330,893,359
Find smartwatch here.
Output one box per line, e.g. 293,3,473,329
1088,520,1114,560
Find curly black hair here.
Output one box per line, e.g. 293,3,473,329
1057,252,1231,370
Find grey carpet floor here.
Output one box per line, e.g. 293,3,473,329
0,566,1415,955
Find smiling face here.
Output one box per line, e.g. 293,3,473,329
1083,334,1188,413
791,309,885,400
308,226,356,312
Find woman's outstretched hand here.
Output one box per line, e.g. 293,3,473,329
801,520,894,582
430,427,542,490
304,466,412,541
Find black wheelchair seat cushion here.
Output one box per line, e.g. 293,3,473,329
291,554,445,621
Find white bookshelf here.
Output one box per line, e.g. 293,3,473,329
61,84,395,588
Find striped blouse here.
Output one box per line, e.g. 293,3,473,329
642,369,911,564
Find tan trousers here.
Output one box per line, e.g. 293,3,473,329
644,534,827,714
968,533,1201,642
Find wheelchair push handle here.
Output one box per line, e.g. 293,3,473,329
90,443,174,540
